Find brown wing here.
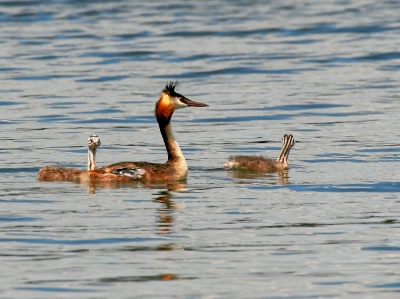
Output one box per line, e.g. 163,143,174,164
98,161,165,174
97,161,187,181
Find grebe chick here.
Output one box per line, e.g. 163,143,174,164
38,134,146,182
92,81,208,182
224,134,295,171
37,134,102,182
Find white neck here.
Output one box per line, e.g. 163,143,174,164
87,148,97,171
164,123,186,167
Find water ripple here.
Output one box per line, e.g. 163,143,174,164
15,287,95,293
249,182,400,193
153,67,313,79
2,1,400,298
0,237,167,245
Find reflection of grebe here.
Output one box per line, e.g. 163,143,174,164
37,135,101,181
224,134,295,171
94,81,208,181
86,180,186,195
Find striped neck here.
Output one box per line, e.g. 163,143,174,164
276,135,294,166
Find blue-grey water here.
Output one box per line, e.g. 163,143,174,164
1,0,400,298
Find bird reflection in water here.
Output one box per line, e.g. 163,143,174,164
83,180,185,280
152,182,185,236
154,190,176,236
84,180,186,194
227,169,290,185
84,180,185,237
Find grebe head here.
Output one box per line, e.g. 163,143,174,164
282,134,295,147
157,81,208,114
87,135,101,149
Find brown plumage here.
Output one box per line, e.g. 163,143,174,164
37,166,83,182
82,81,208,182
224,134,295,171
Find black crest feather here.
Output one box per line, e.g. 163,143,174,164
162,81,179,96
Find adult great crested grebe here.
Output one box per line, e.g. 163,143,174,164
88,81,208,181
223,134,295,171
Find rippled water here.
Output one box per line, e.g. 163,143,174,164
1,0,400,298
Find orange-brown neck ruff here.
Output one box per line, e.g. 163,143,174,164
155,93,185,163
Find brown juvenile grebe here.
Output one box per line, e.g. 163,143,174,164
85,81,208,182
223,134,295,171
38,135,146,182
37,135,102,181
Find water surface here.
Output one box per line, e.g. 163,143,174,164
1,0,400,298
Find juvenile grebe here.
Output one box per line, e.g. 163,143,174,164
224,134,295,171
91,81,208,181
37,135,102,181
38,135,146,182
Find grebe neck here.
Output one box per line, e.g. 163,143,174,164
276,139,292,166
87,148,97,171
157,115,186,164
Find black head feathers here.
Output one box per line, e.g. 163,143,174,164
162,81,180,96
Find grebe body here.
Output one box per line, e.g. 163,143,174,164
224,134,295,171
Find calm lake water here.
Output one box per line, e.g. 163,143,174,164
1,0,400,298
